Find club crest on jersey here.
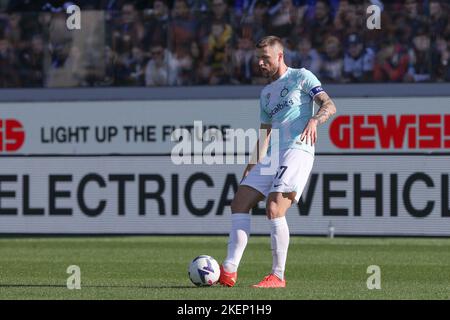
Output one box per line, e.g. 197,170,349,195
280,87,289,97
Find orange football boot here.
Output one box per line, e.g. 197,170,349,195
219,265,237,287
252,274,286,288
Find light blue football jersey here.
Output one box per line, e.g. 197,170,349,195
259,67,324,155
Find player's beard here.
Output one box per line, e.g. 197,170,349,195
261,63,279,79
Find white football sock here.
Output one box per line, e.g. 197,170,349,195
223,213,251,273
270,216,290,280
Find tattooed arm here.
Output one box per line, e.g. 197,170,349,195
300,92,337,145
312,92,337,125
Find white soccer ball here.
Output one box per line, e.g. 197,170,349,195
188,255,220,286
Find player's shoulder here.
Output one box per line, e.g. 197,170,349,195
295,67,319,80
288,68,320,88
289,67,322,94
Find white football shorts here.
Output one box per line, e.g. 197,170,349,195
241,148,314,203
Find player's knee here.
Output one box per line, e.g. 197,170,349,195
266,201,281,219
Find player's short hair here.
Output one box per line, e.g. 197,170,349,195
256,36,284,51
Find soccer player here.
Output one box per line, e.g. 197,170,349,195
219,35,337,288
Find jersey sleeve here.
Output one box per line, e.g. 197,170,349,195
259,96,271,124
301,69,324,99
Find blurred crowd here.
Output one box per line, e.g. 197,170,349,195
0,0,449,87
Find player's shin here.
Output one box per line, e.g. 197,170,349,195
269,216,290,280
223,213,251,273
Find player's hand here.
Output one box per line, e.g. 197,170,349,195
300,118,318,146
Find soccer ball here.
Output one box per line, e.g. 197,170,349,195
188,255,220,286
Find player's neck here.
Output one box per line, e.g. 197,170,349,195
270,64,289,82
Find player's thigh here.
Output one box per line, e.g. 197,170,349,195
266,192,295,220
270,149,314,203
231,185,265,213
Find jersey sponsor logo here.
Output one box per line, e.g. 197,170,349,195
309,86,324,98
329,114,450,149
0,119,25,152
280,87,289,97
268,99,294,118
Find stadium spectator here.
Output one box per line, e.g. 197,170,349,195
233,0,250,16
290,35,321,75
205,19,232,84
7,0,83,13
98,0,129,11
211,0,231,24
145,43,178,86
172,43,195,85
302,0,340,21
43,11,85,87
110,2,144,66
46,43,84,87
197,0,232,52
168,0,199,54
17,11,46,43
236,0,281,17
37,10,52,38
405,27,432,82
343,33,375,83
281,37,297,66
40,0,93,12
303,0,334,52
429,0,449,39
233,0,272,17
231,24,256,84
319,35,343,83
239,0,271,44
268,0,297,39
373,40,409,82
362,0,390,52
334,0,362,40
6,13,22,48
141,0,169,50
18,34,45,86
119,45,147,85
432,36,450,82
397,0,428,45
103,45,118,85
0,37,20,87
0,0,450,87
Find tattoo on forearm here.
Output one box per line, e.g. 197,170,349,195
312,93,336,125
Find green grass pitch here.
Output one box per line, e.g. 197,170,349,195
0,236,449,300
